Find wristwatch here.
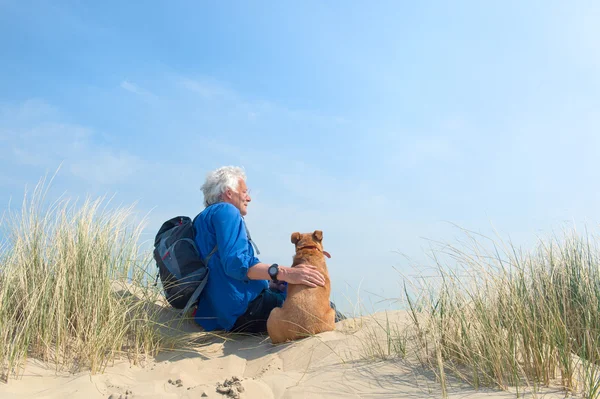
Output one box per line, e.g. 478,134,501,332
268,263,279,282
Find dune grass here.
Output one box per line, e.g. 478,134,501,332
5,176,600,398
397,228,600,398
0,181,184,381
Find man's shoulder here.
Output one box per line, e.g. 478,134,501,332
203,203,241,221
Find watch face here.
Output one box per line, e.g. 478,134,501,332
269,264,278,279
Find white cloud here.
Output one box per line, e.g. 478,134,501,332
0,100,146,186
175,75,350,131
0,98,58,125
120,80,157,102
176,77,233,99
70,150,145,185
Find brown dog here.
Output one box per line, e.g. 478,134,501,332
267,230,336,344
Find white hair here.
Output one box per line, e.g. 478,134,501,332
201,166,247,207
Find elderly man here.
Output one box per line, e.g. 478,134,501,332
193,166,330,333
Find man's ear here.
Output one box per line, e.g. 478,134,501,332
312,230,323,242
291,232,301,244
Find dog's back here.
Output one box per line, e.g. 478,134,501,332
267,231,336,344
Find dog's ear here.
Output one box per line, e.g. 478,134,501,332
291,232,301,244
312,230,323,242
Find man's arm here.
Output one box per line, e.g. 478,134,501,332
247,262,326,288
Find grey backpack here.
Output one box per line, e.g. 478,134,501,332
153,215,216,316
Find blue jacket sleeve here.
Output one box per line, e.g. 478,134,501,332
212,204,261,281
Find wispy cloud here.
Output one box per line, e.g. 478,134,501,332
120,80,158,102
176,77,234,100
70,150,144,184
0,100,146,186
176,75,350,128
0,98,58,125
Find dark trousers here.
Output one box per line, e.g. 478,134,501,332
231,289,346,333
231,289,285,333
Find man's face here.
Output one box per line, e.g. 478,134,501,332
225,178,251,216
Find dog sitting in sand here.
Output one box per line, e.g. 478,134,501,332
267,230,336,344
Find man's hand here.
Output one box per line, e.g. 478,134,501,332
278,264,325,288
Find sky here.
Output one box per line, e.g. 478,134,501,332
1,1,600,313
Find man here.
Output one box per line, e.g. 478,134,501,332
193,166,328,333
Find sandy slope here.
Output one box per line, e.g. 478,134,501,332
0,311,571,399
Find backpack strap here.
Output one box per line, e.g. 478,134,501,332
203,245,218,264
243,219,260,255
180,244,218,317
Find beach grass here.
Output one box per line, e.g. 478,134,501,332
395,227,600,398
0,180,184,381
4,177,600,399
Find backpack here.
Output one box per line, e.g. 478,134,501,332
153,215,217,316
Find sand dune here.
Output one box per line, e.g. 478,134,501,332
0,311,569,399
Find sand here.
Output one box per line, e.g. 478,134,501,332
0,311,571,399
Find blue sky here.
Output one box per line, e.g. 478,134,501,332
1,1,600,313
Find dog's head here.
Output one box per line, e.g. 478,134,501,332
290,230,330,258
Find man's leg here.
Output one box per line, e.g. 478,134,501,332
231,289,285,333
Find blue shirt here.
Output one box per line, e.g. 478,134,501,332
192,203,268,331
